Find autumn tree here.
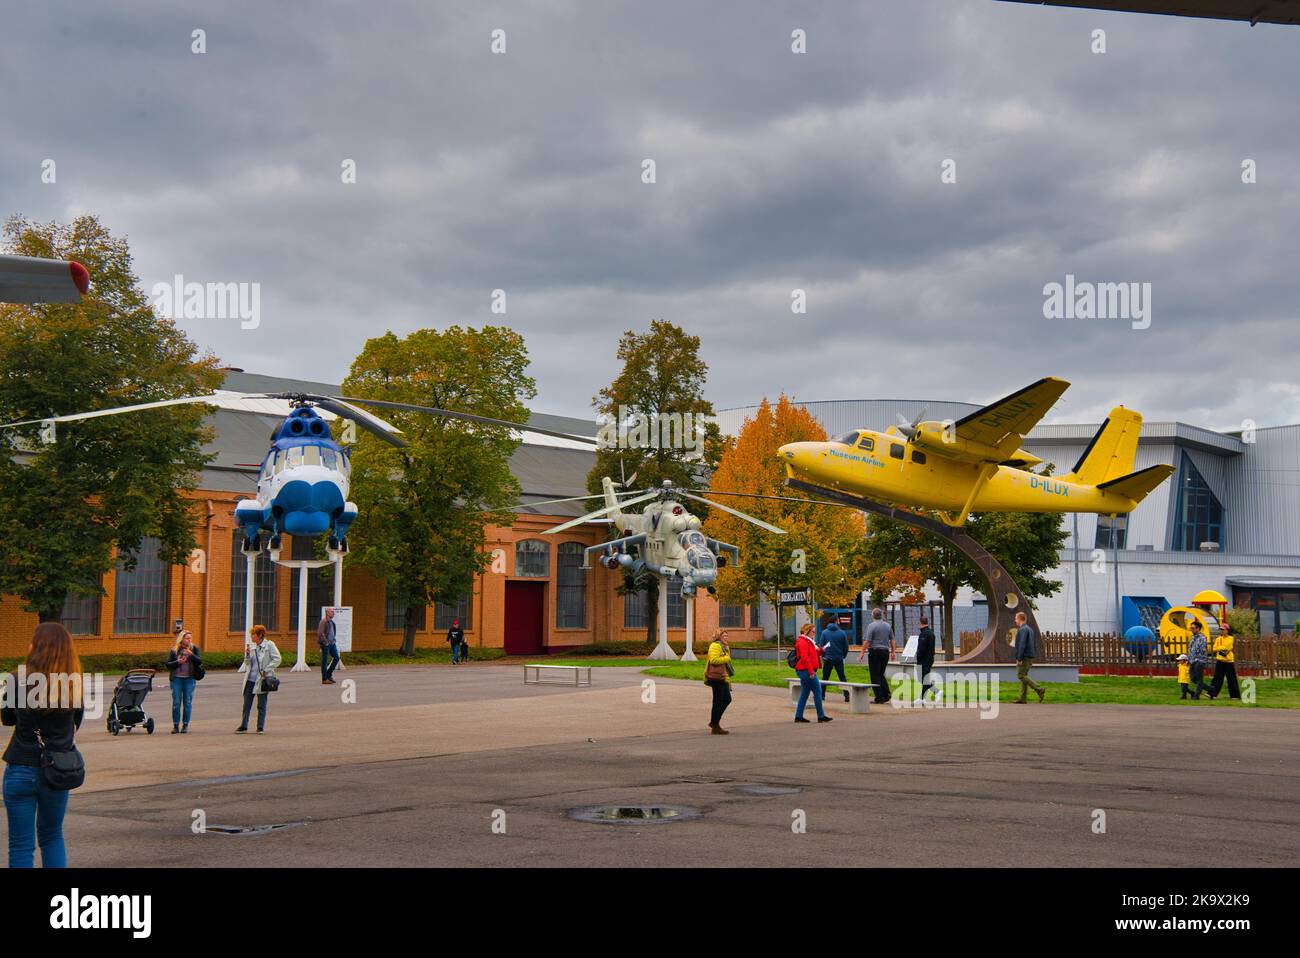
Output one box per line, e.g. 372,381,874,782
342,327,535,655
708,396,867,632
587,320,722,643
0,216,220,621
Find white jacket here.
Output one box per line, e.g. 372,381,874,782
243,640,282,694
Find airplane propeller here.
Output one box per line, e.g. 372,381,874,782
894,406,928,440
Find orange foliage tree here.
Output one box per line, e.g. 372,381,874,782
708,396,869,631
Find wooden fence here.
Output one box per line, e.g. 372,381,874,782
957,630,1300,678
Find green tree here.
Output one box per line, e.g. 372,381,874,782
0,216,221,621
342,327,535,655
587,320,722,644
861,500,1069,656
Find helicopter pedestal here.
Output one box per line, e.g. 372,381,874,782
785,480,1033,665
681,595,698,661
649,574,677,660
277,557,341,672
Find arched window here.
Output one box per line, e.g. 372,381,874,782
515,539,549,578
556,543,587,628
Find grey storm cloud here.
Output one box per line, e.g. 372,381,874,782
2,0,1298,432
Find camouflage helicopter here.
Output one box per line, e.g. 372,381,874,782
529,476,785,660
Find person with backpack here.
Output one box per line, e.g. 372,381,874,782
447,619,465,665
164,629,204,733
792,623,831,723
818,616,851,703
2,623,85,868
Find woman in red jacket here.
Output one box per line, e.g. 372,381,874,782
794,623,832,723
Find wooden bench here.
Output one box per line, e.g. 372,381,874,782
787,678,875,714
523,664,593,687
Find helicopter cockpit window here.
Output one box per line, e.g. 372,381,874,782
679,531,707,549
339,451,351,478
302,446,321,467
686,547,716,571
287,447,304,469
273,450,287,474
260,454,273,481
831,432,859,446
322,448,338,470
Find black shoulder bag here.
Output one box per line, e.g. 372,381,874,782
35,726,85,791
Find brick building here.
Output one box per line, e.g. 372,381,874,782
0,372,761,658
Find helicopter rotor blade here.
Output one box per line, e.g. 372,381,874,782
329,396,599,447
540,490,661,534
0,392,275,432
308,397,407,448
515,489,650,510
677,491,786,535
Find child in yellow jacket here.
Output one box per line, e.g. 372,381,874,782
1177,654,1192,700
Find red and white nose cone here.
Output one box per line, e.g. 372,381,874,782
0,254,91,303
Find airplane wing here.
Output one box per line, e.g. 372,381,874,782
996,1,1300,25
0,254,91,303
952,377,1070,451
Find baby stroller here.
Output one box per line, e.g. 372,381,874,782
107,668,156,735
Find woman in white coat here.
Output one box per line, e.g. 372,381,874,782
237,624,282,734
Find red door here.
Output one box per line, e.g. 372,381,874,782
504,581,546,655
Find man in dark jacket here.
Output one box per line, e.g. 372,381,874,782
1013,611,1045,703
818,617,851,702
916,616,936,702
317,608,339,685
447,619,465,665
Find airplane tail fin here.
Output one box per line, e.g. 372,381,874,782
1063,407,1144,486
1097,463,1176,505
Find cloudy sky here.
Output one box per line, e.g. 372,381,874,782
3,0,1299,430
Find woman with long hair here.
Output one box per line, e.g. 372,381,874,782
165,629,202,733
1,622,84,868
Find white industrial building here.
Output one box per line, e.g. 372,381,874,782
716,399,1300,638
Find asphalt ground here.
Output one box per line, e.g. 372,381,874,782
20,662,1299,867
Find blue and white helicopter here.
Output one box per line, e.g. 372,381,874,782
1,388,600,558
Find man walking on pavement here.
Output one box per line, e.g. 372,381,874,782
857,607,896,704
318,607,340,685
1013,611,1045,704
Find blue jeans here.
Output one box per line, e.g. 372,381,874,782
171,676,196,727
451,642,461,664
3,764,69,868
795,670,826,719
321,642,340,681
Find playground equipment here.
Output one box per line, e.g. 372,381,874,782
1155,589,1229,660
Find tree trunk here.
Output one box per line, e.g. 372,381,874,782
941,591,956,659
399,605,418,656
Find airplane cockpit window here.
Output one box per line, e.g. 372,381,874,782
857,436,875,451
303,446,321,467
832,432,859,446
322,448,338,470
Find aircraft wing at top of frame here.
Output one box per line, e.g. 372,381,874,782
0,254,91,303
951,376,1070,452
996,0,1300,25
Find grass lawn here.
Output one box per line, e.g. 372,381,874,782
547,657,1300,709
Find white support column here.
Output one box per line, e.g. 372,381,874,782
292,563,310,672
648,575,677,660
333,555,345,671
680,594,698,661
238,548,255,673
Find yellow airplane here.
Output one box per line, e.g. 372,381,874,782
777,377,1175,527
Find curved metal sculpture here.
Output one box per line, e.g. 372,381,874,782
785,479,1036,664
